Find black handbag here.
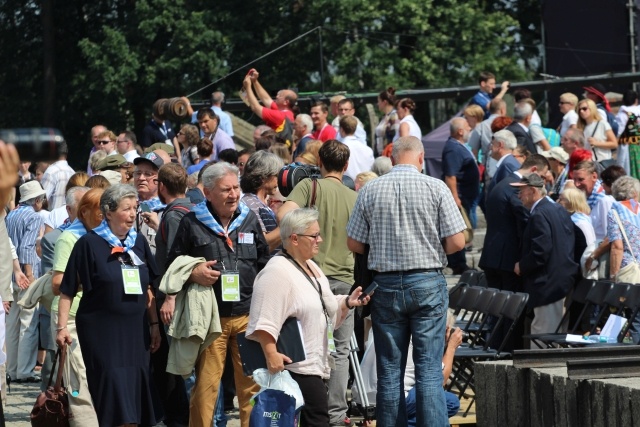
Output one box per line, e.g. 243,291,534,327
30,345,71,427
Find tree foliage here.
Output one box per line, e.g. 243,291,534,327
0,0,541,167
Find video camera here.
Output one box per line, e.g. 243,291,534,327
0,128,65,162
277,163,321,197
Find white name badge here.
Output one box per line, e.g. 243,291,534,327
238,232,254,244
221,270,241,302
121,265,143,295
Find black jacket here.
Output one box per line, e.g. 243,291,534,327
519,197,578,308
167,204,270,317
479,172,529,273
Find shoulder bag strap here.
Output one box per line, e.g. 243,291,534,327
309,178,318,208
612,209,637,261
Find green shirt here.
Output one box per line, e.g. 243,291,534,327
287,178,357,284
51,231,83,316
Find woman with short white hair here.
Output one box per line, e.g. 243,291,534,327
246,208,369,426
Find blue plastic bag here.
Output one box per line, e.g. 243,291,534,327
249,369,304,427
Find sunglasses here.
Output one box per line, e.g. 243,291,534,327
97,140,111,145
579,107,589,112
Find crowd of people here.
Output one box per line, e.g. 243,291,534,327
0,68,639,427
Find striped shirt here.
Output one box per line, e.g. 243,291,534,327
6,205,44,272
40,160,75,209
346,164,466,272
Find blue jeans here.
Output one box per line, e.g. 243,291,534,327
406,388,459,424
214,382,227,427
371,271,449,427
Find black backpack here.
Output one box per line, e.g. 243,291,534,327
275,117,295,150
160,203,192,243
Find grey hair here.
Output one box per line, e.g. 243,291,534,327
296,114,314,133
513,102,533,122
280,208,319,241
202,162,239,190
22,195,45,207
240,151,284,194
391,136,423,162
65,186,90,208
89,150,107,172
611,176,640,201
449,117,467,136
566,128,586,147
493,129,517,150
100,184,138,215
372,156,393,176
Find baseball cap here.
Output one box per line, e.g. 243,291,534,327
100,170,122,185
541,147,569,165
144,142,175,155
96,154,130,171
133,151,165,170
509,174,545,188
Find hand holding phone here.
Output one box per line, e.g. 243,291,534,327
358,282,378,301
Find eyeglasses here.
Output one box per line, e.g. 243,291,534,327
297,233,321,241
133,171,157,178
579,107,589,112
97,140,111,145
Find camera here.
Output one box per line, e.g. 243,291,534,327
277,163,321,197
0,128,65,162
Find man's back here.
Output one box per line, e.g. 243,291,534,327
520,198,577,307
480,173,529,271
287,178,357,283
349,165,464,272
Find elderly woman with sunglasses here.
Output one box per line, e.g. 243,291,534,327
246,208,369,426
56,184,161,427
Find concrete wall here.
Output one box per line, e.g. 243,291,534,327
475,360,640,427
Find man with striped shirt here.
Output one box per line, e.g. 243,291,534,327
6,180,46,383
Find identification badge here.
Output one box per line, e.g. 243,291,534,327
121,265,143,295
221,270,241,301
327,321,337,354
238,232,254,244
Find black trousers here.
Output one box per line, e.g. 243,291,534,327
289,372,329,427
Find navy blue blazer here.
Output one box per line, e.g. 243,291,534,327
486,154,521,197
519,197,578,308
479,172,529,272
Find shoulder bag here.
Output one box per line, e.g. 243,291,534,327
30,345,71,427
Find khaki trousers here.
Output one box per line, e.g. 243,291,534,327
189,315,259,427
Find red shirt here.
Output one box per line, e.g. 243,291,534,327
312,123,337,142
261,102,294,130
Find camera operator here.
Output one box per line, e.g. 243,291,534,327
277,139,358,426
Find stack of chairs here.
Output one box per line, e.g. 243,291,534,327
446,282,529,416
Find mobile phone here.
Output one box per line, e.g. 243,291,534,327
140,203,151,213
359,282,378,301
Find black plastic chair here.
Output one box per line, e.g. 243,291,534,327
534,280,613,348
